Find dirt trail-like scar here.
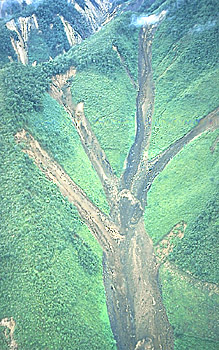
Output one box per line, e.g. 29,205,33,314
0,317,18,350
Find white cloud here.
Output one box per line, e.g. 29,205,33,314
131,10,167,27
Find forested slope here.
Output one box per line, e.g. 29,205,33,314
0,0,117,66
0,0,218,349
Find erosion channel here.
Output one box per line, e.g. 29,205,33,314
15,20,219,350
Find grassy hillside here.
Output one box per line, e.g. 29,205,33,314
160,264,219,350
0,112,116,350
0,0,218,349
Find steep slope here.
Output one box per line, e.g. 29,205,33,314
0,0,25,18
0,0,121,66
0,0,219,349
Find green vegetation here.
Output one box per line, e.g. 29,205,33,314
149,0,219,157
142,0,167,12
0,131,115,349
0,0,90,66
18,0,88,38
145,130,219,243
0,44,115,349
70,69,136,175
0,0,219,348
27,94,109,212
69,233,100,275
0,22,17,68
44,11,139,77
160,265,219,350
0,63,49,130
29,5,70,60
28,29,51,63
169,194,219,283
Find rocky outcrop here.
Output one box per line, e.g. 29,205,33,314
0,317,18,350
70,0,114,31
59,15,82,47
6,15,39,64
49,66,77,107
3,0,118,65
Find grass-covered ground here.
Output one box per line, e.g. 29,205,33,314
0,129,115,350
0,0,219,348
145,130,219,245
169,194,219,284
160,264,219,350
70,69,136,175
28,94,110,213
149,0,219,157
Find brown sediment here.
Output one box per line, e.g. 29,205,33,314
15,129,123,251
13,13,219,350
112,44,137,89
49,69,119,207
49,67,76,108
103,219,174,350
210,135,219,153
145,106,219,196
0,317,18,350
14,128,174,349
155,221,187,265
